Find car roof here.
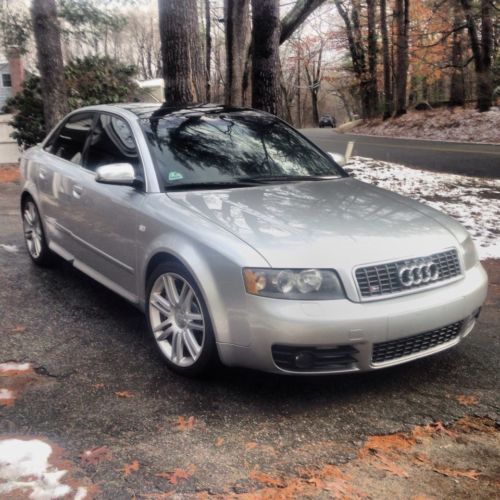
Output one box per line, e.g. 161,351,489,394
76,102,270,121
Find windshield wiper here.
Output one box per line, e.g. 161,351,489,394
164,180,261,191
239,174,338,183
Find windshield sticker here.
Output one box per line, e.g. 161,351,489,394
168,171,184,181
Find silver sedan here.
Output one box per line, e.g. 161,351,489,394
20,104,488,376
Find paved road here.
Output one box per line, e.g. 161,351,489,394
0,181,499,498
301,129,500,178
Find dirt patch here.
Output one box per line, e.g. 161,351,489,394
483,259,500,306
217,417,500,499
0,165,20,184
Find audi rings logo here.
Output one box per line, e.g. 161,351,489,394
397,260,439,287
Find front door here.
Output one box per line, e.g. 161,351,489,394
64,112,146,300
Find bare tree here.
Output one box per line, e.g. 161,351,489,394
280,0,328,44
205,0,212,101
158,0,200,105
224,0,250,106
460,0,494,111
449,3,466,107
251,0,281,114
394,0,410,116
366,0,378,117
380,0,393,118
31,0,68,130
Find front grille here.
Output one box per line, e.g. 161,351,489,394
272,345,358,372
355,249,461,299
372,320,464,364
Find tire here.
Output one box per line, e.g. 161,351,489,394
21,197,55,267
146,261,218,377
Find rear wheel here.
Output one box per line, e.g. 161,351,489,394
146,262,217,377
22,198,54,266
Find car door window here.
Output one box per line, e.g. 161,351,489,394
46,113,94,165
83,114,142,177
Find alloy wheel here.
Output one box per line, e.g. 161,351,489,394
149,273,205,367
23,201,43,259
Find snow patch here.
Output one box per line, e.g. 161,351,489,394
0,244,18,253
0,362,32,373
0,439,84,499
0,388,14,401
346,157,500,259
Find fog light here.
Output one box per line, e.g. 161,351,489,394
294,352,314,369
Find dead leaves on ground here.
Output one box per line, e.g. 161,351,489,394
115,390,134,398
155,464,196,485
0,362,44,407
174,416,195,432
456,394,479,406
117,460,140,476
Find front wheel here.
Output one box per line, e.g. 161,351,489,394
22,198,54,266
146,262,218,377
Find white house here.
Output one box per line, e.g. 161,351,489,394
0,58,13,110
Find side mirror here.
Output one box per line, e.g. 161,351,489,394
328,152,346,167
95,163,138,186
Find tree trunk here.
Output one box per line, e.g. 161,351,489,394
31,0,69,131
280,0,328,44
187,0,205,101
366,0,378,118
224,0,250,106
459,0,493,111
449,5,465,107
394,0,410,116
251,0,281,115
478,0,493,111
334,0,370,119
158,0,197,105
205,0,212,101
380,0,393,119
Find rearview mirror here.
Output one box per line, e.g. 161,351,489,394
95,163,137,186
328,152,346,167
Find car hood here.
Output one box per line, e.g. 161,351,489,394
167,178,461,269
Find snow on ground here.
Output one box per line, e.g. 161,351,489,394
350,107,500,144
0,362,32,373
346,156,500,259
0,438,87,499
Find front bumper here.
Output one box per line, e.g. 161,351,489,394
216,262,488,374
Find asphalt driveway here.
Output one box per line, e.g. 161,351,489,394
0,177,499,498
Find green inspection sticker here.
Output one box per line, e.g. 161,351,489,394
168,171,184,181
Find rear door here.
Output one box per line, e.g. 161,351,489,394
63,112,146,300
36,112,95,258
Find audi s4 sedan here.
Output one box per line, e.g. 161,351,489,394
20,103,488,376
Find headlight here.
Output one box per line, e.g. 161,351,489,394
462,237,479,270
243,268,345,300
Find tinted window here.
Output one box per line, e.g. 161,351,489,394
141,111,344,188
48,113,94,165
84,114,141,175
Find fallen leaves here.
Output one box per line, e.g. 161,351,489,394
432,466,481,480
117,460,140,476
245,442,258,451
155,464,196,485
0,165,20,184
80,446,112,466
214,437,224,447
456,395,479,406
248,469,284,487
11,325,26,333
115,390,134,398
0,362,43,407
175,416,195,432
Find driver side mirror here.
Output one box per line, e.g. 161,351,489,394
95,163,140,187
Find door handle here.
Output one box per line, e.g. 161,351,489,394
72,185,84,199
38,168,47,180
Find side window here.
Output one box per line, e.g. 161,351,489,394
83,114,142,176
47,113,94,165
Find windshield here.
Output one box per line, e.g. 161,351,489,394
140,110,345,189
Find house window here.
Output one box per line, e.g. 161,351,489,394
2,74,12,87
